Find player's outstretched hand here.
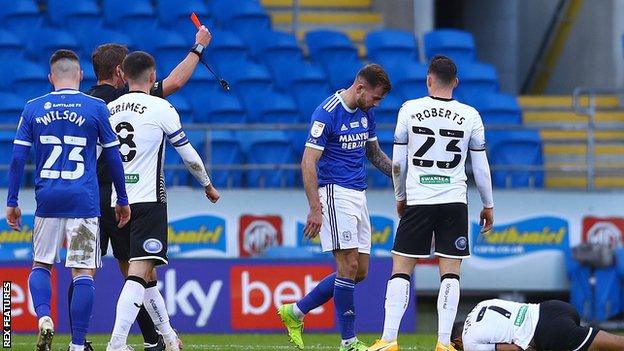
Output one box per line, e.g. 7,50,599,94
6,206,22,231
196,25,212,47
205,184,220,203
396,200,407,218
115,204,131,228
304,207,322,239
480,207,494,233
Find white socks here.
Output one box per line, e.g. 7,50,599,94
437,275,460,345
110,278,146,348
381,274,411,342
143,283,176,343
292,303,305,320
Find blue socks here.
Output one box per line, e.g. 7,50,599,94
28,267,51,319
70,276,95,346
296,273,336,314
334,277,356,341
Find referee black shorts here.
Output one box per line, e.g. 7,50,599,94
392,202,470,259
99,182,131,261
533,300,600,351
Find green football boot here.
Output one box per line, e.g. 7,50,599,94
277,303,304,349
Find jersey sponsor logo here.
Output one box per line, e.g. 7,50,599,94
361,116,368,129
582,217,624,249
230,265,335,330
471,216,569,258
338,132,369,150
350,121,359,128
514,305,528,326
143,238,163,253
238,215,283,257
125,173,139,184
455,237,468,250
310,121,325,138
167,215,227,257
43,102,51,110
420,175,451,184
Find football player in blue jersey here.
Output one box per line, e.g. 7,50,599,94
6,50,130,351
278,64,393,351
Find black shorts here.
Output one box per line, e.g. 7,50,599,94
99,182,131,261
533,300,599,351
392,202,469,259
116,202,169,266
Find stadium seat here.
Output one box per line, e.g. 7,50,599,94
0,130,19,187
80,59,97,91
0,92,25,121
183,68,223,95
253,90,300,124
103,0,157,33
218,60,273,108
473,92,522,125
164,143,186,186
166,94,194,124
289,63,332,120
5,60,50,99
365,29,418,67
26,28,82,65
368,130,394,188
0,0,41,33
189,88,247,124
75,27,135,55
156,0,210,30
424,29,476,62
207,132,244,188
238,131,297,188
211,0,271,38
455,61,499,98
125,27,187,74
322,57,363,91
204,30,250,65
486,130,544,188
47,0,102,31
0,30,25,61
306,30,359,67
254,31,305,89
374,90,403,125
387,62,429,101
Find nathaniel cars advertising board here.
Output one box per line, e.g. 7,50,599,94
0,258,415,333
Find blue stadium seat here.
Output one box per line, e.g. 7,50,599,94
204,29,249,65
486,130,544,188
183,68,222,94
125,27,187,74
289,63,332,120
103,0,156,33
166,94,194,124
455,61,499,98
207,132,244,188
0,130,16,187
189,88,247,124
374,90,403,125
368,130,393,188
254,90,300,124
424,29,476,62
5,60,49,99
156,0,210,30
322,57,363,91
212,0,271,37
0,0,41,33
366,29,418,67
473,92,522,125
218,60,273,109
387,62,428,101
80,59,97,91
0,30,25,61
47,0,101,31
237,131,297,188
254,31,304,89
0,92,25,121
164,143,185,186
306,30,359,67
26,28,82,65
75,27,135,55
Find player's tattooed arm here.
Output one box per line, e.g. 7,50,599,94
366,139,392,177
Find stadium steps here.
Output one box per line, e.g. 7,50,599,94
519,95,624,189
262,0,382,57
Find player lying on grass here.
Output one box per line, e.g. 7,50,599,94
451,298,624,351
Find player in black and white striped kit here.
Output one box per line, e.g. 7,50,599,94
105,51,220,351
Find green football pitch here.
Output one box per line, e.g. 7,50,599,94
9,333,438,350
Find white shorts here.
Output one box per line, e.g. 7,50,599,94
32,217,101,269
318,184,371,254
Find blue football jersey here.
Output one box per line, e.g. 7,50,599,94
13,89,120,217
305,91,377,191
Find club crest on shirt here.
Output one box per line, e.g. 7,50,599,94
361,116,368,129
311,121,325,138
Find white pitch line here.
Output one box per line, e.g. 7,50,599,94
8,342,426,350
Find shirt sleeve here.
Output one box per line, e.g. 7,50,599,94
95,103,120,148
394,103,409,145
469,111,486,151
366,109,377,141
14,107,33,147
304,108,333,151
150,80,164,98
158,103,189,147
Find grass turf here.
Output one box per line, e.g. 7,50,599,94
9,333,438,350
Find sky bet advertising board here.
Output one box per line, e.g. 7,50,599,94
297,215,396,256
